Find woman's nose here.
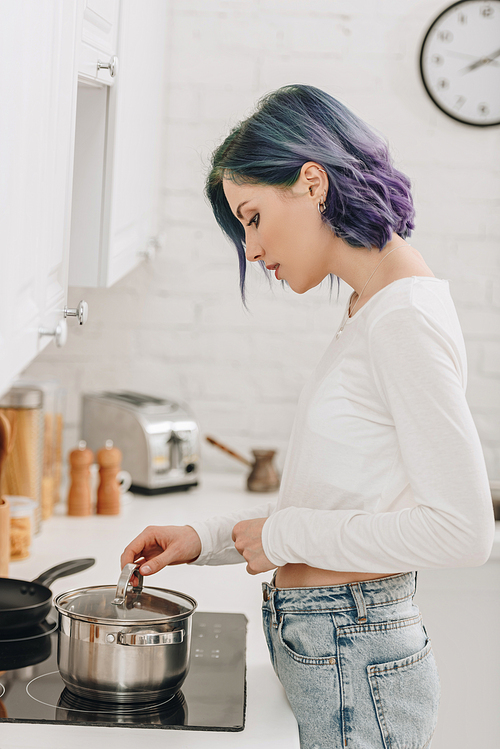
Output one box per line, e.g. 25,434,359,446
245,233,263,262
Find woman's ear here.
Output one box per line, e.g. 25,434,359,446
301,161,328,202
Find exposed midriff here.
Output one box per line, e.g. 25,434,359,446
274,563,400,589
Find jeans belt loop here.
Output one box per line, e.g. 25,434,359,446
349,581,367,624
269,587,278,628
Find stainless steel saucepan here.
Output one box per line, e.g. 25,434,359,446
53,564,197,704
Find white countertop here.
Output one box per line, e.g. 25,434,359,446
2,472,500,749
1,472,300,749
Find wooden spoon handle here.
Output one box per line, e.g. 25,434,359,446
205,436,253,467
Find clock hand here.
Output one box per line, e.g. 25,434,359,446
459,47,500,74
446,50,484,59
445,49,500,67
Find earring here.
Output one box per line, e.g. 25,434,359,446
318,191,327,214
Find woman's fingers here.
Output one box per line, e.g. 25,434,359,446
120,526,163,570
231,518,275,574
138,548,173,575
121,525,202,575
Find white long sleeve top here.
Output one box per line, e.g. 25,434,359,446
190,276,495,573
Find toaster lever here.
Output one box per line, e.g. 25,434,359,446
168,432,182,469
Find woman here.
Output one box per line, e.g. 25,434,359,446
122,85,495,748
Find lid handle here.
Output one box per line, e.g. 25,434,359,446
112,563,143,606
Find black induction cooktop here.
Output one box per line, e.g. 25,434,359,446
0,611,247,731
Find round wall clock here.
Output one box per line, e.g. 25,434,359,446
419,0,500,126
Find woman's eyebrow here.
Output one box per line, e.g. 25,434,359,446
236,201,251,219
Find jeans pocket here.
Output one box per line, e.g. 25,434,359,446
367,638,440,749
278,612,337,666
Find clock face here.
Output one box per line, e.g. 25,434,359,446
420,0,500,126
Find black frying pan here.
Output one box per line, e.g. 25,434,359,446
0,620,55,670
0,558,95,630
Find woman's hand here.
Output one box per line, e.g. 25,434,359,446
232,517,275,575
121,525,202,576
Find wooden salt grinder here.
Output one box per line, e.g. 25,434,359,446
67,441,94,516
96,440,121,515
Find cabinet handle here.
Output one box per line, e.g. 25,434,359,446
97,55,119,78
38,319,68,348
64,300,88,326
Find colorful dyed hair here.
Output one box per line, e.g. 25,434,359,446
205,84,415,306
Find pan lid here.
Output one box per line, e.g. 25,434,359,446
54,565,197,624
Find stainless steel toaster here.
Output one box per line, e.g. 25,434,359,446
81,391,200,494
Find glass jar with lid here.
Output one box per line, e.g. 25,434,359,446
0,386,44,533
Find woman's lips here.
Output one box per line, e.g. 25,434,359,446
266,263,280,279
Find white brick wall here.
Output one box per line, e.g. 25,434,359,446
24,0,500,481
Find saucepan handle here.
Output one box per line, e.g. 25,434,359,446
117,629,184,646
33,558,96,588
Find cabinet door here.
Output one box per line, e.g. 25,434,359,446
68,0,168,288
103,0,168,286
0,1,78,396
78,0,120,86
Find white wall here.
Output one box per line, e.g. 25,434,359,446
24,0,500,480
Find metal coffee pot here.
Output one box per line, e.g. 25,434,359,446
206,436,280,492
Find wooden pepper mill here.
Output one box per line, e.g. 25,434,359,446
96,440,122,515
67,440,94,516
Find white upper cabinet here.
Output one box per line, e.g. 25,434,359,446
77,0,120,86
69,0,168,287
0,1,80,396
0,0,167,395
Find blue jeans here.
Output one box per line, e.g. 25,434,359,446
262,572,440,749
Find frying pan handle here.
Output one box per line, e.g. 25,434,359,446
32,558,95,588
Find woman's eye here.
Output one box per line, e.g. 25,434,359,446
247,213,259,228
